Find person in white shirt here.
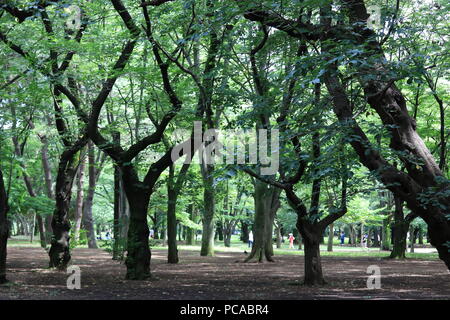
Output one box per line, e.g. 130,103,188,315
248,231,254,248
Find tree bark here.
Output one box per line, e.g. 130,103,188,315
82,141,99,249
39,133,54,243
73,153,86,243
48,138,86,269
240,221,249,243
245,182,280,262
0,169,9,284
327,223,334,252
167,166,179,263
390,195,408,259
185,204,196,245
124,190,151,280
200,164,215,256
298,222,325,286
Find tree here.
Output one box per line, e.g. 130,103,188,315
0,168,9,284
238,0,450,271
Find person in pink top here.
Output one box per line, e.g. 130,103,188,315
288,233,295,249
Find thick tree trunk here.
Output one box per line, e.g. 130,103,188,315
299,222,325,286
0,169,9,284
324,0,450,270
125,195,151,280
245,182,279,262
390,196,408,259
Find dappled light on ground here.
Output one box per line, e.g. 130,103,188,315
0,247,448,300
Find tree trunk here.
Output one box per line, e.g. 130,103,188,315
82,141,99,249
372,227,380,247
381,218,391,251
186,204,196,245
49,146,84,269
367,228,372,248
40,134,54,244
200,165,215,256
73,154,86,243
125,192,151,280
276,224,282,249
224,231,232,247
360,223,365,247
327,223,333,252
410,226,417,253
113,161,122,260
299,222,325,286
240,221,249,243
30,212,36,243
167,171,179,263
216,221,224,241
36,214,47,248
390,196,408,259
245,182,279,262
323,1,450,270
0,169,9,284
298,233,302,250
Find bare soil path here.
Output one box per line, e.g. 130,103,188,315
0,247,449,300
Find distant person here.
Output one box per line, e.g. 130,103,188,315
105,231,110,240
340,232,345,245
248,231,254,248
288,233,295,249
363,234,368,248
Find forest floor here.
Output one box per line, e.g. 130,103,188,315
0,246,449,300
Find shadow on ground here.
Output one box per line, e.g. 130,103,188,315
0,247,449,300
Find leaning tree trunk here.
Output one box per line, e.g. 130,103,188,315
0,169,9,284
325,0,450,270
48,147,83,269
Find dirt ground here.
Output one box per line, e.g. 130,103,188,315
0,246,449,300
